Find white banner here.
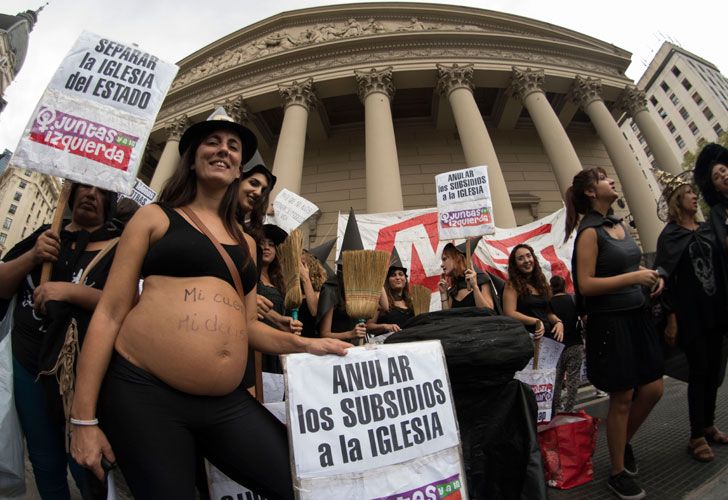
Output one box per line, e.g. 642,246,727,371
10,31,178,194
272,189,319,234
515,368,557,423
284,342,466,499
436,166,494,239
337,206,576,310
118,178,156,206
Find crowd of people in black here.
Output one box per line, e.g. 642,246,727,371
1,108,727,500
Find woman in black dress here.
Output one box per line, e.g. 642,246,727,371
503,243,564,343
438,238,497,311
367,251,414,334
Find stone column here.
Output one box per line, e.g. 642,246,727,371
510,67,583,196
149,115,189,194
616,85,682,175
269,79,316,202
571,76,662,252
436,63,516,227
355,67,403,213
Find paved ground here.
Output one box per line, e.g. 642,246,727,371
17,377,728,499
549,377,728,500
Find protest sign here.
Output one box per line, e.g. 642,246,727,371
515,368,557,423
272,189,319,234
10,31,177,194
118,178,156,206
284,341,466,499
435,166,494,240
338,206,575,311
524,337,564,372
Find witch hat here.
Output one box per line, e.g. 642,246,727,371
336,207,364,264
694,143,728,207
242,148,277,189
443,235,483,255
309,238,336,265
388,246,407,276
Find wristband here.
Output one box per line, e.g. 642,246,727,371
70,417,99,426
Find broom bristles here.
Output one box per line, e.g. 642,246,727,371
342,249,390,320
411,285,432,317
277,229,303,311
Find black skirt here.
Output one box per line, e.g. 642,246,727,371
585,307,664,392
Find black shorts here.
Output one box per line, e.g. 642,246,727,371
585,308,664,393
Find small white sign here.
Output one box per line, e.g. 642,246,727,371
436,166,494,239
118,178,156,206
10,31,178,195
272,189,318,234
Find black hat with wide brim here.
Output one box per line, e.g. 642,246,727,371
693,142,728,207
178,107,258,164
263,224,288,245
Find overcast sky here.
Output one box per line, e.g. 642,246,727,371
1,0,726,152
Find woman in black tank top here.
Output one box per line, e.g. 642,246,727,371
565,167,664,498
70,111,350,500
503,243,564,341
438,240,496,311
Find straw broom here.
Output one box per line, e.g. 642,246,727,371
342,249,390,345
411,284,432,317
277,229,303,320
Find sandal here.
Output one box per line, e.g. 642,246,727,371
688,438,714,462
705,427,728,445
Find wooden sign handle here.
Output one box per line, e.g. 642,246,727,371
465,239,472,291
40,182,73,284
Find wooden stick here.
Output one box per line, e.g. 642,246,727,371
465,238,472,291
254,351,264,403
41,181,73,284
533,338,541,370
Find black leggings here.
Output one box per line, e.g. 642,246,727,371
684,331,725,438
99,354,293,500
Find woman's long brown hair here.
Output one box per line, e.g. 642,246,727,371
507,243,551,299
158,131,250,266
563,167,606,242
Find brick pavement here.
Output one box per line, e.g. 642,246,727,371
549,377,728,500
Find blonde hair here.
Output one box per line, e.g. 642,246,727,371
667,184,698,223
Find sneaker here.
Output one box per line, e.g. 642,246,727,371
623,443,638,476
607,471,646,499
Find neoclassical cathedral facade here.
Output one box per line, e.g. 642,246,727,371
142,2,674,252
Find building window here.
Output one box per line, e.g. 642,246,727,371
13,192,21,202
0,234,5,245
660,81,670,92
637,133,646,144
657,107,667,119
19,180,27,189
715,123,724,136
692,92,703,105
649,96,658,106
667,121,676,133
8,204,17,215
689,122,700,136
681,78,692,90
24,169,32,176
644,146,652,157
679,107,690,120
703,106,715,120
671,66,681,77
3,218,12,230
669,93,680,106
675,135,686,149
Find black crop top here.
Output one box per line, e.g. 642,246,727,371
141,203,257,295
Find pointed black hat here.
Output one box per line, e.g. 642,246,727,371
336,207,364,264
443,235,483,255
309,238,336,265
694,142,728,207
387,246,407,276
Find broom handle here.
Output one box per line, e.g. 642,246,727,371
41,182,73,284
357,319,368,346
465,239,472,292
533,337,541,370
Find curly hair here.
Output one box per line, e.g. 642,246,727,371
302,251,327,292
507,244,551,299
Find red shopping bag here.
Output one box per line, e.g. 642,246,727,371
537,410,599,489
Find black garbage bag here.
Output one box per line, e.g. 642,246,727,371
386,308,533,390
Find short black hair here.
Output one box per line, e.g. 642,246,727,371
550,275,566,294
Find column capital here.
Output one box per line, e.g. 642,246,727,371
436,63,474,97
279,78,317,111
509,67,545,103
570,75,603,110
615,85,648,117
165,114,189,142
221,94,250,123
355,67,395,103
